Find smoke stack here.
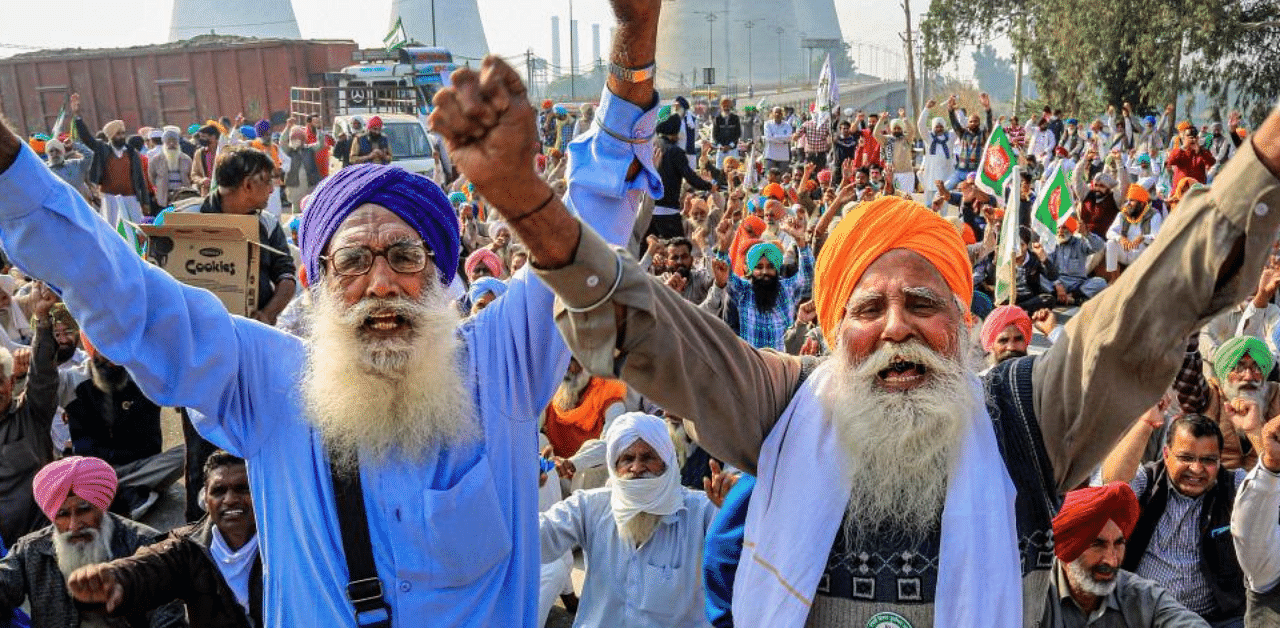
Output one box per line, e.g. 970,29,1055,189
390,0,489,63
170,0,300,41
592,24,601,67
551,16,561,78
570,19,579,78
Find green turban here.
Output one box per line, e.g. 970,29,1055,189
1214,335,1274,383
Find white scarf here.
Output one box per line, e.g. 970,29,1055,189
733,362,1022,626
211,527,259,615
605,412,685,528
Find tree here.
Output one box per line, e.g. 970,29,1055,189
922,0,1280,123
972,46,1017,102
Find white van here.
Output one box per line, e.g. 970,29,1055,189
334,113,437,180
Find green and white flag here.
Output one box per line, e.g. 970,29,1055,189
49,106,66,139
1030,163,1074,253
994,166,1022,306
116,217,146,257
813,54,838,125
977,124,1018,198
384,17,409,53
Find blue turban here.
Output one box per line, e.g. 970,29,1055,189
467,276,508,304
299,164,460,286
553,105,568,116
1144,115,1157,125
238,125,257,140
254,119,272,139
745,242,783,272
1066,118,1078,126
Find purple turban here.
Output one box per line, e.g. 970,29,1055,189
299,164,460,285
254,119,271,139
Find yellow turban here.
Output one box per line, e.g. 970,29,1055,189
813,197,972,347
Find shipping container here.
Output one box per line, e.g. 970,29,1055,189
0,35,358,137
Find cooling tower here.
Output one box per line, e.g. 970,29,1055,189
169,0,301,41
390,0,490,63
792,0,844,42
657,0,808,90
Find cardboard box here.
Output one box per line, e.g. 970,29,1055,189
140,214,260,316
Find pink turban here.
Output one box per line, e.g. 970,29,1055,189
980,305,1032,352
465,248,504,279
32,456,118,521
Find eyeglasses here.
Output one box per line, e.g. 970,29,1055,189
1173,454,1220,467
321,241,432,277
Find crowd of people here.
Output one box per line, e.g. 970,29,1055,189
2,1,1280,627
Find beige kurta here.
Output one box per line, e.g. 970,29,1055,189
533,138,1280,622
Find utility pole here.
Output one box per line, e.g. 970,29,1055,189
901,0,918,124
569,0,576,100
431,0,437,46
1012,7,1026,115
526,50,535,102
775,26,785,93
694,11,720,87
742,20,756,90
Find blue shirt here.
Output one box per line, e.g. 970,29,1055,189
0,87,662,628
716,247,813,351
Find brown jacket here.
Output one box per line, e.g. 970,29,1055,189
108,518,261,628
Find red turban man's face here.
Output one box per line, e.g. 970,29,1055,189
1066,519,1125,598
992,325,1029,364
837,249,963,392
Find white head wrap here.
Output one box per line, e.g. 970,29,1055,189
932,116,947,130
605,412,685,528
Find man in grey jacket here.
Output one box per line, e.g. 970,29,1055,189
1044,218,1109,305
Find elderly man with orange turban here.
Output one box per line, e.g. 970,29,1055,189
1042,482,1205,627
433,56,1280,626
0,456,185,628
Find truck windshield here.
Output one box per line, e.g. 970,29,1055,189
383,122,432,160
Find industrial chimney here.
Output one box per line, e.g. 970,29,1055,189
169,0,301,41
551,16,562,77
390,0,490,64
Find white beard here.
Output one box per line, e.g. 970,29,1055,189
303,279,480,472
1223,379,1267,408
54,515,114,581
823,330,980,542
1066,556,1118,598
552,369,591,412
618,511,662,547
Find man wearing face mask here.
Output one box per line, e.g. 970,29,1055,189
190,124,222,196
281,122,321,207
350,115,392,166
43,137,95,202
538,412,725,628
69,93,152,223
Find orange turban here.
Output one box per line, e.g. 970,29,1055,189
1052,482,1140,563
1126,183,1150,203
730,216,768,276
814,197,972,347
762,183,786,202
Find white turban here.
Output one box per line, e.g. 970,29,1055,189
932,117,947,129
605,412,685,527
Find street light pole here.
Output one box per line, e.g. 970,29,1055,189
431,0,437,46
742,21,755,89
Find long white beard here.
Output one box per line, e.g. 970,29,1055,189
1223,379,1267,408
304,280,480,472
618,511,662,547
823,331,980,542
1066,556,1118,598
54,515,114,581
552,369,591,412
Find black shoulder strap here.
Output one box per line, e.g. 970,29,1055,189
327,444,392,628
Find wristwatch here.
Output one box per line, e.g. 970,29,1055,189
609,62,656,83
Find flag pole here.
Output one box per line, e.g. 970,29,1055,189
1006,165,1020,306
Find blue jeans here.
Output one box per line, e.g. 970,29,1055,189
945,168,976,191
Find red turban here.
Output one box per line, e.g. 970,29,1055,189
367,116,383,130
813,197,972,347
730,216,768,276
980,305,1032,352
1052,482,1140,563
32,456,118,521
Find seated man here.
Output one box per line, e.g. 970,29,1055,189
68,451,261,628
0,457,182,628
0,286,59,548
538,412,721,628
1044,482,1207,627
64,334,184,520
1101,414,1250,625
1175,336,1274,470
1229,411,1280,624
1012,228,1060,314
1044,217,1108,305
543,358,629,492
1105,184,1163,280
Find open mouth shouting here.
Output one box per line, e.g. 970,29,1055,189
219,507,247,521
362,310,411,336
878,357,929,390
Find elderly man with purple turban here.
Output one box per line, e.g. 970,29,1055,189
0,456,184,628
0,2,665,626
